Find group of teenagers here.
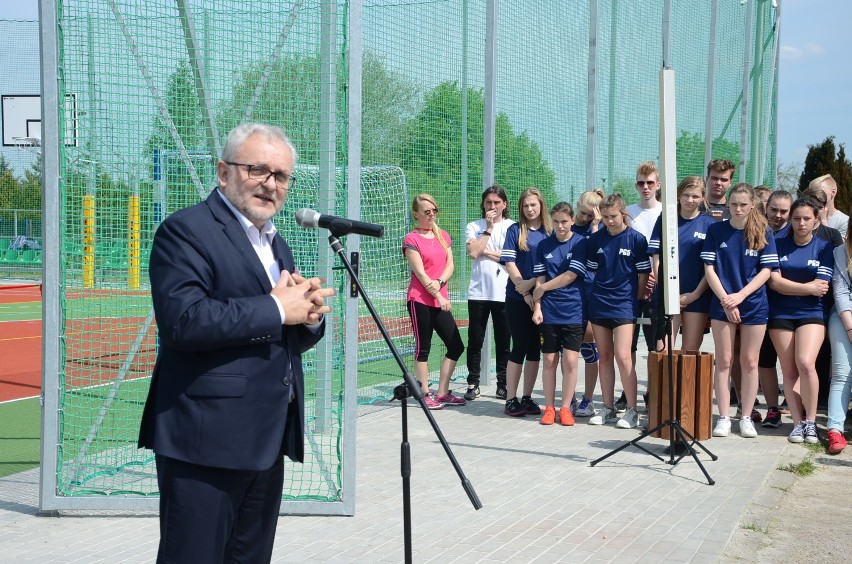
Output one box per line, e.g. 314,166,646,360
403,160,851,455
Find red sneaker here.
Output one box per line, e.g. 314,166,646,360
540,406,556,425
827,429,847,455
559,406,575,426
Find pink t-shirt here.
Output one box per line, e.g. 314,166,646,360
403,230,452,307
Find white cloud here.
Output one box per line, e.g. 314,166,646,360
780,42,825,62
805,42,824,56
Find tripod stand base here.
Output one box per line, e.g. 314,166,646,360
589,418,717,485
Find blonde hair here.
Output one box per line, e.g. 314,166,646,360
517,187,552,252
808,173,835,191
577,188,605,210
411,193,448,249
729,183,768,251
636,161,659,179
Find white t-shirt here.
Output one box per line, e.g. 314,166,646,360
827,209,849,240
466,217,515,301
627,203,662,242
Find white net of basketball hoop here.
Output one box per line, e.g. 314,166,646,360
11,136,41,155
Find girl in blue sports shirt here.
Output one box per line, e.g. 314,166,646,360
648,176,716,351
531,202,588,426
768,198,834,444
572,189,605,417
585,194,651,429
500,187,552,417
702,183,779,439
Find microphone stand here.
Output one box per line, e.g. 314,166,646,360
325,231,482,564
589,313,717,485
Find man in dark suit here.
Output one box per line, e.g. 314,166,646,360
138,122,335,563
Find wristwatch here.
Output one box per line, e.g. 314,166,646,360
437,278,446,288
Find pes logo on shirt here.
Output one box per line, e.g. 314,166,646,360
693,232,706,239
744,249,758,257
618,249,632,256
807,260,820,267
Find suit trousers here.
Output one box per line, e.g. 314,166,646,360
155,454,285,564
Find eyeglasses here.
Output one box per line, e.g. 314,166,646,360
421,208,439,216
226,162,293,188
636,180,657,187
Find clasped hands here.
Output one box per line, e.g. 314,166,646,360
272,270,336,325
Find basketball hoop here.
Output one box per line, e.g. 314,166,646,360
11,136,42,156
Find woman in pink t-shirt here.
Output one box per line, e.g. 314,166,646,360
404,194,466,409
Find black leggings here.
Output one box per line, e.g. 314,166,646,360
407,300,465,362
506,297,541,364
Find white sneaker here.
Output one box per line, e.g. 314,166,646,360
788,422,805,443
616,407,639,429
589,406,617,425
575,397,596,417
740,416,758,438
713,417,731,437
803,420,819,444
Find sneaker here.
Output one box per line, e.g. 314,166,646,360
740,416,758,438
779,398,790,414
520,396,542,415
803,420,819,444
575,397,596,417
762,407,782,428
735,404,763,423
788,422,805,443
424,393,443,410
559,406,575,426
540,406,556,425
712,417,732,437
504,397,526,417
570,397,578,415
615,391,628,413
463,385,480,401
827,429,847,455
436,392,466,406
495,384,507,400
589,406,617,425
616,407,639,429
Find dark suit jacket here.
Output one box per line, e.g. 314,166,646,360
138,190,324,470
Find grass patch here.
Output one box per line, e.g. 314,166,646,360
0,398,41,478
777,457,817,477
741,522,767,533
802,442,824,454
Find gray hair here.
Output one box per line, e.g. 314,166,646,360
220,122,298,164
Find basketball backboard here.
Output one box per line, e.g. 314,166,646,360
1,94,78,147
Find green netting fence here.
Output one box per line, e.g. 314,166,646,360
1,0,778,511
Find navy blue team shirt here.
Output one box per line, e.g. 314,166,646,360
501,223,549,303
700,222,779,324
586,226,652,320
648,213,717,313
533,233,588,325
768,234,834,320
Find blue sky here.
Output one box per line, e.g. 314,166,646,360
2,0,849,169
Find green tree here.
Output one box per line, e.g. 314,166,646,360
16,156,42,210
799,136,852,214
400,81,557,223
0,155,20,210
144,60,206,157
675,130,740,181
218,51,418,168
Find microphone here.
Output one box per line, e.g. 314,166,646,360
295,208,385,238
